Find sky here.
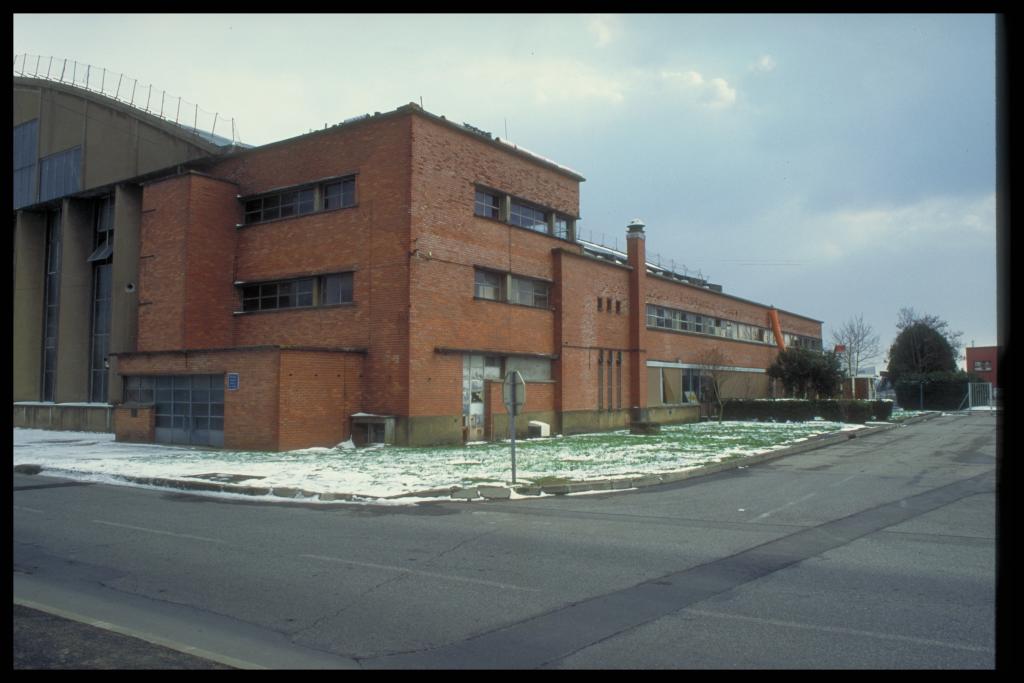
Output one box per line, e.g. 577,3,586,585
13,13,1000,369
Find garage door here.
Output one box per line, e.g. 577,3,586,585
124,374,225,447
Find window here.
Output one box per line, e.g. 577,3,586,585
90,263,112,402
662,368,682,404
484,356,503,379
505,357,551,381
474,269,504,301
320,272,353,305
243,177,353,225
89,196,114,403
240,273,354,312
241,278,315,312
510,275,549,309
474,190,500,219
38,147,82,203
41,210,62,401
323,177,356,210
245,188,316,224
474,188,576,241
13,119,39,209
509,201,549,233
553,215,570,240
474,269,549,309
645,304,790,347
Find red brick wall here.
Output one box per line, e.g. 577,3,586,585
113,405,154,443
183,174,240,349
137,173,240,352
137,176,190,351
965,346,999,387
278,350,364,450
114,348,281,451
406,113,582,419
645,275,822,368
212,115,414,418
553,250,633,413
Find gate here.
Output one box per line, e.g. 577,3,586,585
967,382,993,410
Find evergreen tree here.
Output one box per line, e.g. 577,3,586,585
768,348,843,399
887,308,959,384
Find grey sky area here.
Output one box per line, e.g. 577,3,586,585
13,13,999,366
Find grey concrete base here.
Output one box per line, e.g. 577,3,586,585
14,404,114,432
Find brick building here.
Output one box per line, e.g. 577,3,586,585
13,74,823,450
965,346,1000,388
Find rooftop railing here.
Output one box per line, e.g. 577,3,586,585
576,227,710,286
14,53,242,145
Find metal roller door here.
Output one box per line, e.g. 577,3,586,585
125,374,225,447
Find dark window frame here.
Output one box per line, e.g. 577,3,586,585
474,267,505,301
320,272,354,306
242,176,355,226
474,190,500,219
509,200,549,234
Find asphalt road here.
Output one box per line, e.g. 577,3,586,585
13,412,1000,669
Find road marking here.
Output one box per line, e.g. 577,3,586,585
755,492,818,520
14,505,45,514
828,474,860,488
301,554,540,592
92,520,225,544
683,607,995,654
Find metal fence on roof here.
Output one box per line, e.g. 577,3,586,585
13,53,242,145
576,226,707,285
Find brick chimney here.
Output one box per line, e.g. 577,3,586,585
626,219,648,420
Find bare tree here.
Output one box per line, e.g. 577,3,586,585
832,314,881,395
696,347,732,423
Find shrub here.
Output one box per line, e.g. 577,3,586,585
894,371,979,410
722,399,893,424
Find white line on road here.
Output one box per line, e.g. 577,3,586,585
301,554,541,592
754,492,818,520
684,608,994,654
14,505,45,514
92,520,226,544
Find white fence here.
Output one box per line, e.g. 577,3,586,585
14,53,241,144
966,382,994,410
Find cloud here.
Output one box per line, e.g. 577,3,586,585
750,55,777,72
460,58,626,106
789,192,996,262
660,70,737,109
587,14,616,47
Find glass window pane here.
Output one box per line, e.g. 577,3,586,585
474,191,499,219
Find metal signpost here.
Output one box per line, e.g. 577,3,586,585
502,371,526,484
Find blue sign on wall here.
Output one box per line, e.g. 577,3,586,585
227,373,240,391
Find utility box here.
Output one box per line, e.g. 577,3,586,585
528,420,550,438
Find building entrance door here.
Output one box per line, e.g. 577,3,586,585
462,355,501,442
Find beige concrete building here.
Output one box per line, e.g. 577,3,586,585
13,73,241,431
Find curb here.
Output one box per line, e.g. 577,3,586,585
16,413,944,504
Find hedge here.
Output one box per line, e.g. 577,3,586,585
722,399,894,424
894,372,977,411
